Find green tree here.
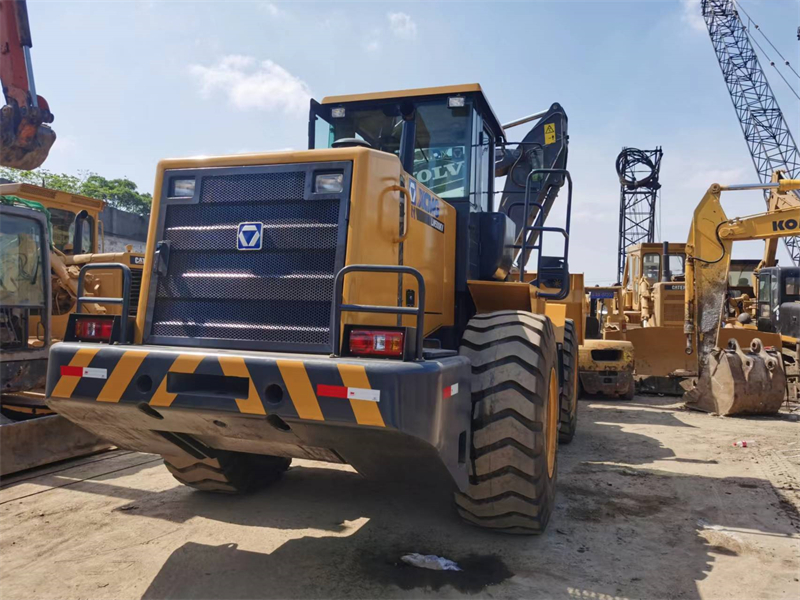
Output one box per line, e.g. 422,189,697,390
0,167,151,216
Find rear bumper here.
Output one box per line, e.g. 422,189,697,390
578,370,634,397
45,343,472,491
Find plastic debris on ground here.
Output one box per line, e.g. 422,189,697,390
732,440,755,448
400,553,462,571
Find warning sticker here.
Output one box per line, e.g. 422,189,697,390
544,123,556,145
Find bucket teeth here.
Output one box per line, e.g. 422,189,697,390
684,337,785,416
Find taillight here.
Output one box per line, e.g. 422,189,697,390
348,329,404,357
74,317,114,342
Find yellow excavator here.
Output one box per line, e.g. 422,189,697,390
683,175,800,415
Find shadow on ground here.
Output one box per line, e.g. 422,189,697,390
129,396,799,599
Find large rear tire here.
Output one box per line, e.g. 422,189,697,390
558,319,579,444
456,310,560,534
163,450,291,493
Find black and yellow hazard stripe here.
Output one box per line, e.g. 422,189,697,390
47,345,387,428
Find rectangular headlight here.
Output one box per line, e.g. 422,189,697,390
171,178,196,198
448,96,465,108
331,107,346,118
315,173,344,193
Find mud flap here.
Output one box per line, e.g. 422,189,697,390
684,338,785,416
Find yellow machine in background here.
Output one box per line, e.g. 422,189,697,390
683,177,800,415
0,182,144,343
45,84,584,534
0,200,108,476
579,286,635,399
1,183,143,474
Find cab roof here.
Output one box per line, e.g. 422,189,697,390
321,83,505,140
0,182,105,213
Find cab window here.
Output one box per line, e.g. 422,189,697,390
311,97,473,200
643,253,660,284
785,275,800,299
667,254,685,279
49,208,75,252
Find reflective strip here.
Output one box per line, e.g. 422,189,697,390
276,360,324,421
51,348,102,399
443,383,459,399
316,384,348,398
316,384,380,402
347,387,380,402
218,356,266,415
97,350,149,403
149,354,205,407
337,364,385,427
82,368,107,379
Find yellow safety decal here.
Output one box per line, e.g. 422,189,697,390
51,347,102,399
338,364,385,427
218,356,266,415
97,350,149,403
149,354,205,407
276,360,324,421
544,122,556,145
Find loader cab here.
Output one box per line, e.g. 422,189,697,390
757,266,800,338
310,84,503,212
621,242,686,312
310,85,511,346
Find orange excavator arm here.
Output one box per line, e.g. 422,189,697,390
0,0,55,170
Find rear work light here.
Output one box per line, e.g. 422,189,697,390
348,329,404,358
74,317,114,342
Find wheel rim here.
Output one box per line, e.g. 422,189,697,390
546,368,559,478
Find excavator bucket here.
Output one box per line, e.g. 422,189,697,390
684,338,785,416
0,112,55,170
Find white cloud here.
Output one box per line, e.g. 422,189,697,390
680,0,706,33
363,28,382,54
388,12,417,39
259,2,286,18
189,55,312,115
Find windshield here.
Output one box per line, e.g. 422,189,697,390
48,207,93,254
0,214,45,307
313,98,471,199
728,263,757,289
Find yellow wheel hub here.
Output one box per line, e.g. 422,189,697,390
546,368,559,478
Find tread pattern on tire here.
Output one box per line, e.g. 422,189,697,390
558,319,579,444
163,450,291,494
456,310,559,534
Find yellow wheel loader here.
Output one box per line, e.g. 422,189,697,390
44,84,584,533
683,176,800,415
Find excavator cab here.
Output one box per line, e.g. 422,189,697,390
756,266,800,337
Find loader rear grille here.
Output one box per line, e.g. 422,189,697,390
146,163,350,352
128,268,143,317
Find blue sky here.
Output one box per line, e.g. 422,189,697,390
27,0,800,282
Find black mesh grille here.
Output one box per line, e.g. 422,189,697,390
149,167,345,351
129,268,143,317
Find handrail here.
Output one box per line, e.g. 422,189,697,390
515,168,573,300
331,264,426,360
387,184,412,243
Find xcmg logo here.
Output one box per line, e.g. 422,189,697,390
772,219,800,232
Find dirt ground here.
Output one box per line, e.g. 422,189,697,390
1,395,799,600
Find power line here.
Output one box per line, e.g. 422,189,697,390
734,0,800,80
